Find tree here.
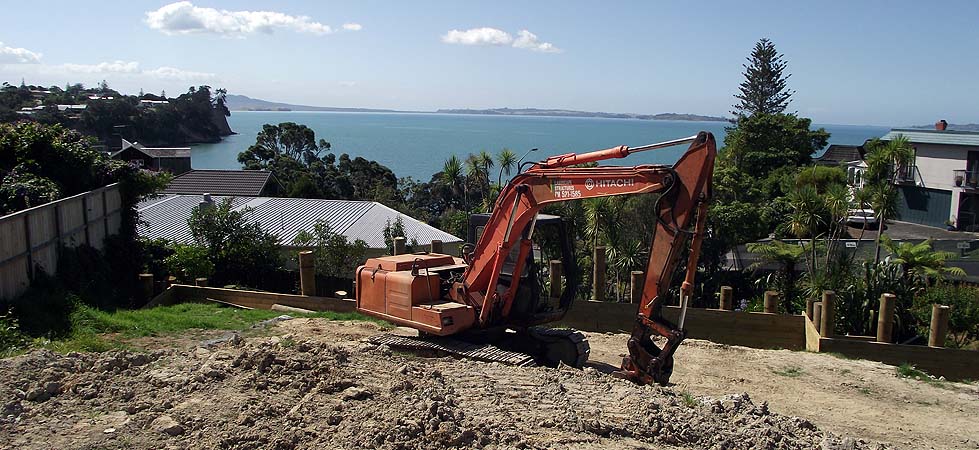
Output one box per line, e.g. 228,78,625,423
721,113,829,177
862,135,915,263
881,237,965,283
732,38,794,117
241,122,329,167
497,148,517,186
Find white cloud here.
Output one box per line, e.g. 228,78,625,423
60,60,140,74
145,1,334,37
441,27,561,53
442,27,513,46
512,30,561,53
342,23,362,31
143,66,216,81
0,42,42,63
53,60,215,80
338,81,357,87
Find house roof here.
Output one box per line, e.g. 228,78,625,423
140,148,191,158
136,195,462,249
815,144,864,165
882,129,979,147
163,169,276,197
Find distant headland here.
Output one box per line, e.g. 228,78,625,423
226,94,728,122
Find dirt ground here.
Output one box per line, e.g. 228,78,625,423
1,317,977,449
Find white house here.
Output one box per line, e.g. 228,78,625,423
881,123,979,231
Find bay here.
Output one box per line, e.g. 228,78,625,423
191,112,890,181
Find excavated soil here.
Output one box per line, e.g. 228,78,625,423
0,317,975,449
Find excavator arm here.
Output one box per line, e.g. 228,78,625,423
459,132,716,385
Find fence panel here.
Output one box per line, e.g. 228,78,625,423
0,184,123,300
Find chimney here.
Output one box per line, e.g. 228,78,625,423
935,119,948,131
199,193,213,209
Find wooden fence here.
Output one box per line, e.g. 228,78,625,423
0,183,123,300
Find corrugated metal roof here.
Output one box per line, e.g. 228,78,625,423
163,169,274,196
882,129,979,147
136,195,462,249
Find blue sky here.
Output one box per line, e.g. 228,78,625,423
1,1,977,126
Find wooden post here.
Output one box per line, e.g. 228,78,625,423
719,286,733,311
820,290,836,338
548,260,562,299
430,239,443,254
764,291,778,314
393,237,406,256
876,293,896,343
928,304,951,348
139,273,154,301
630,271,644,304
813,303,823,333
167,275,177,288
593,246,606,301
195,277,208,287
299,250,316,296
806,298,817,320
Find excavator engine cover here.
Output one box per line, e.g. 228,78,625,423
356,253,475,336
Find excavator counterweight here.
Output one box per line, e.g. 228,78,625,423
355,132,716,384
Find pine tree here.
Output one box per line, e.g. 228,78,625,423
731,38,794,117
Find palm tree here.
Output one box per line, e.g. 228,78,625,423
864,136,914,264
442,155,465,208
464,154,486,209
746,240,806,313
822,183,851,267
851,186,873,242
787,185,823,275
881,236,966,283
497,148,517,186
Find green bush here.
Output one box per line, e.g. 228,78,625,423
0,310,28,355
913,284,979,348
187,198,284,289
165,244,214,283
293,220,368,278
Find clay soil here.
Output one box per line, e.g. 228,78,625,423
1,318,977,449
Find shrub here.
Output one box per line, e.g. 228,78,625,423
187,198,284,288
913,283,979,348
165,244,214,283
293,220,368,278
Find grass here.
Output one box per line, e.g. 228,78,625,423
13,303,379,355
773,366,805,377
895,363,953,389
680,392,698,407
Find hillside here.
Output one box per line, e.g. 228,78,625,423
227,94,729,122
225,94,399,113
436,107,729,122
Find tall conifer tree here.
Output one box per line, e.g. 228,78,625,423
731,38,794,116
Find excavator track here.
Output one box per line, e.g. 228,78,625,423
367,327,590,368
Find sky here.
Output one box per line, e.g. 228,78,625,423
1,0,978,126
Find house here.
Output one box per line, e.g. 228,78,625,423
111,139,192,175
815,144,868,188
136,194,463,258
880,122,979,231
163,169,283,197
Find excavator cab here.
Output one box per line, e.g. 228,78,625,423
466,213,579,326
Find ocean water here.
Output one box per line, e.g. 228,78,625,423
192,112,890,181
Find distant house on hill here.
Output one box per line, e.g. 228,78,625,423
111,139,191,175
881,123,979,231
163,169,283,197
136,194,463,258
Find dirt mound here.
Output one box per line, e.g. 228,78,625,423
0,320,892,449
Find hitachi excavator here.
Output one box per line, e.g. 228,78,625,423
355,132,716,385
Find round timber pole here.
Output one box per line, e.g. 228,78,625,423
719,286,733,311
430,239,443,254
548,260,562,299
820,290,836,338
806,298,817,321
393,237,406,256
630,271,644,304
299,250,316,296
928,304,951,348
813,303,823,333
876,293,896,343
139,273,154,301
764,291,778,314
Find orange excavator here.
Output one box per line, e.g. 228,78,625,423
356,132,716,385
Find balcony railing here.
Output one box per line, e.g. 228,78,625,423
894,164,917,184
953,169,979,188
